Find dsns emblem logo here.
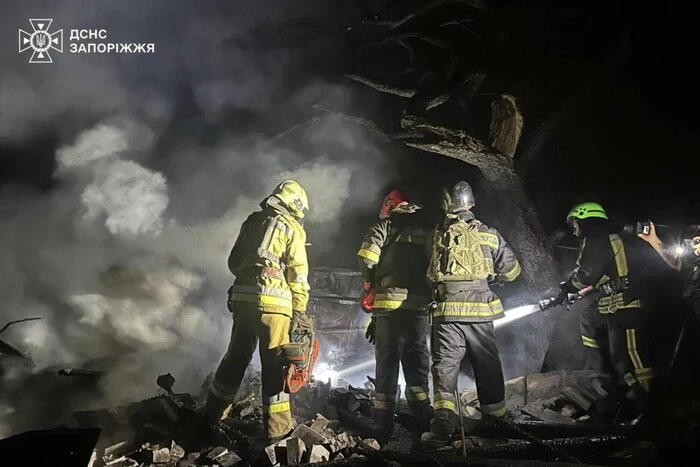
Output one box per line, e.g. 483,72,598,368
19,19,63,63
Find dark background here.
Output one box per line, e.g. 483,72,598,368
1,0,697,270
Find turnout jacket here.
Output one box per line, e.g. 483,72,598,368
427,211,521,322
228,197,310,316
357,204,433,312
563,231,669,314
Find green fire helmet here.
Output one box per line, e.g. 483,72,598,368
566,202,608,221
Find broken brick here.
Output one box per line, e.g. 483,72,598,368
286,437,306,465
152,447,170,463
274,445,286,466
309,414,330,433
170,441,185,461
307,445,330,463
290,424,328,448
264,444,278,465
361,438,380,450
215,451,242,466
327,432,352,452
561,386,593,412
541,408,574,424
104,456,138,467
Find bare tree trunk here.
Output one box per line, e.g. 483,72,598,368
401,116,556,296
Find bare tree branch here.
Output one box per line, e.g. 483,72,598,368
439,19,481,37
382,33,453,50
377,0,483,30
0,317,42,335
268,105,424,144
344,73,417,98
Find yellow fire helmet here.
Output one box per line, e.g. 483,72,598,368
272,180,309,219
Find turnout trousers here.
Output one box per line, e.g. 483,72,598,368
429,321,506,434
579,302,613,375
605,307,655,399
204,305,293,440
373,312,431,428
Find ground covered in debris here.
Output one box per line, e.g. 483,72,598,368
1,369,698,466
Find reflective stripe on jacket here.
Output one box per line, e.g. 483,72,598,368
565,232,668,314
428,212,521,322
228,199,309,316
357,205,432,313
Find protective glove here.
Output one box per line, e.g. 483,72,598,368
362,281,372,293
365,315,377,345
488,276,504,288
290,311,314,338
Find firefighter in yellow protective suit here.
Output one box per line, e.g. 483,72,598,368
421,181,522,447
203,180,311,442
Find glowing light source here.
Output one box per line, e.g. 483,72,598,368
494,304,540,328
313,362,338,385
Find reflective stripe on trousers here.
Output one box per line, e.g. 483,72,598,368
433,392,457,413
264,392,291,414
624,328,654,392
374,392,396,410
581,335,599,349
405,385,429,402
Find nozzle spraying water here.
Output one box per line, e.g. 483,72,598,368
494,304,541,328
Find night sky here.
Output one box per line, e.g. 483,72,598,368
1,1,697,268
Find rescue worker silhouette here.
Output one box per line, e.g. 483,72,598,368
559,202,670,424
421,181,521,447
203,180,312,443
357,189,433,443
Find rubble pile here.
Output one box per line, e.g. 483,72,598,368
1,369,698,466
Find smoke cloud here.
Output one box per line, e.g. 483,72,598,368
0,0,394,435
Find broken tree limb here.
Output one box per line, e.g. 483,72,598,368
489,94,524,158
374,0,484,30
401,116,557,295
0,317,42,335
479,411,583,464
345,73,417,98
268,106,423,144
382,33,453,50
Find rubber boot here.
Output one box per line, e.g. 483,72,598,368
371,406,395,444
202,390,233,423
420,409,457,448
621,386,650,427
408,400,433,435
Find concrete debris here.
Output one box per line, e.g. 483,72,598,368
170,441,185,460
5,369,697,466
328,432,353,452
307,444,330,463
285,437,306,465
308,413,330,432
361,438,380,450
151,446,170,463
290,423,328,447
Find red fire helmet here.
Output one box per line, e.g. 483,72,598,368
379,189,407,219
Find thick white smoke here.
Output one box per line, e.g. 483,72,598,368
81,160,169,237
0,0,395,437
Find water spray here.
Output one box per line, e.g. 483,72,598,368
312,302,547,385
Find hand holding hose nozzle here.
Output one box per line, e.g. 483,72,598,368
538,284,594,312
